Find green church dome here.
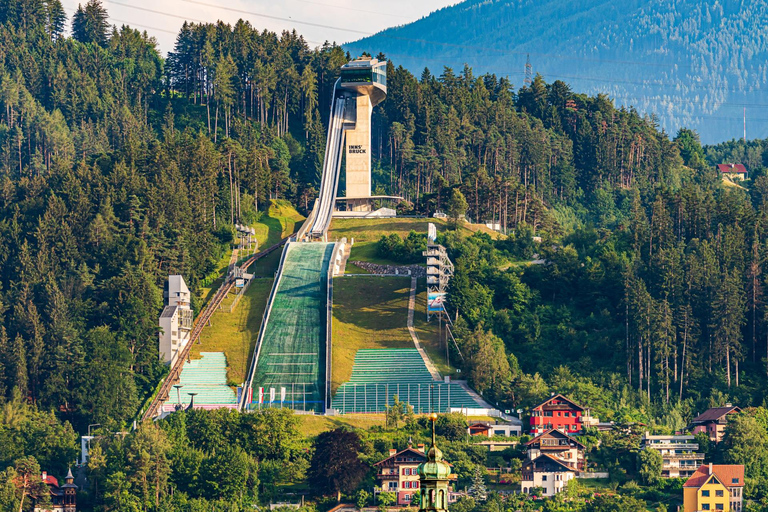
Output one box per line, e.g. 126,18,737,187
418,414,452,480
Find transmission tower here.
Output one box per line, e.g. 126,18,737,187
524,54,533,86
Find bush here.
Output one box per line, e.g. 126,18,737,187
376,231,427,264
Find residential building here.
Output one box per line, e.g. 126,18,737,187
159,275,194,365
521,454,576,497
467,421,521,437
641,432,704,478
525,429,585,470
683,464,744,512
717,164,748,180
529,393,584,435
375,445,427,506
690,405,741,443
34,469,77,512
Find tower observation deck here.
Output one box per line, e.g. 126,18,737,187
298,57,388,241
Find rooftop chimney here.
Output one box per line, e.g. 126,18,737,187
41,471,47,481
709,463,713,475
726,403,733,407
389,449,397,456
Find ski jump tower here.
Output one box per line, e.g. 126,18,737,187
338,57,387,212
298,57,388,240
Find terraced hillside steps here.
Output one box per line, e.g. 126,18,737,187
331,348,480,414
160,352,237,414
248,242,335,413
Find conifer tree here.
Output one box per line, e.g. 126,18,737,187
71,0,109,46
45,0,66,40
468,466,487,502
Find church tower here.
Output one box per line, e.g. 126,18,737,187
417,413,452,512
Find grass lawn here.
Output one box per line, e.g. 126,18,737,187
253,199,306,248
413,279,460,378
331,276,413,394
298,413,388,437
344,261,372,274
328,217,503,266
191,278,274,386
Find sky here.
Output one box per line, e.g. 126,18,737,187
59,0,458,55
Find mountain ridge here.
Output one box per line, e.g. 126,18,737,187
346,0,768,143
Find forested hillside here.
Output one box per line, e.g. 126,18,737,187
1,0,767,432
347,0,768,143
5,0,768,510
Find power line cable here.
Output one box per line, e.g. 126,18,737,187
270,0,411,19
178,0,696,70
65,2,768,115
180,0,371,35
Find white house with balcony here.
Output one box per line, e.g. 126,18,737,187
640,432,704,478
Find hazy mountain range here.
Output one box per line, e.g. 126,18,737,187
346,0,768,144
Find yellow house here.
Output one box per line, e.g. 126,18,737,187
683,464,745,512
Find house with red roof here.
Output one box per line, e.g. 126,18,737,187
529,393,584,435
34,469,77,512
683,463,744,512
718,163,748,180
690,404,741,443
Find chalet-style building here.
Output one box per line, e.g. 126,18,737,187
717,163,748,180
521,454,576,497
641,432,704,478
375,444,428,506
529,394,584,435
683,463,744,512
467,421,521,438
690,405,741,443
525,428,585,470
34,469,77,512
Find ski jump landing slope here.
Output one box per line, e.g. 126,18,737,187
245,242,335,412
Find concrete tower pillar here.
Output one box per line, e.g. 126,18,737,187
344,94,373,212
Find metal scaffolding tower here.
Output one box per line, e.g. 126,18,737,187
423,223,453,322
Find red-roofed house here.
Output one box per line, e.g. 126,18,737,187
34,469,77,512
718,163,748,180
690,405,741,443
529,394,584,435
683,463,744,512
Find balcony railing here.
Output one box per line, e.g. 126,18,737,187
659,452,704,460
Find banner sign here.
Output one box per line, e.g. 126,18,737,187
427,292,447,313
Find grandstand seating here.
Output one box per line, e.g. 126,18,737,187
331,348,480,413
162,352,237,410
249,242,335,413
